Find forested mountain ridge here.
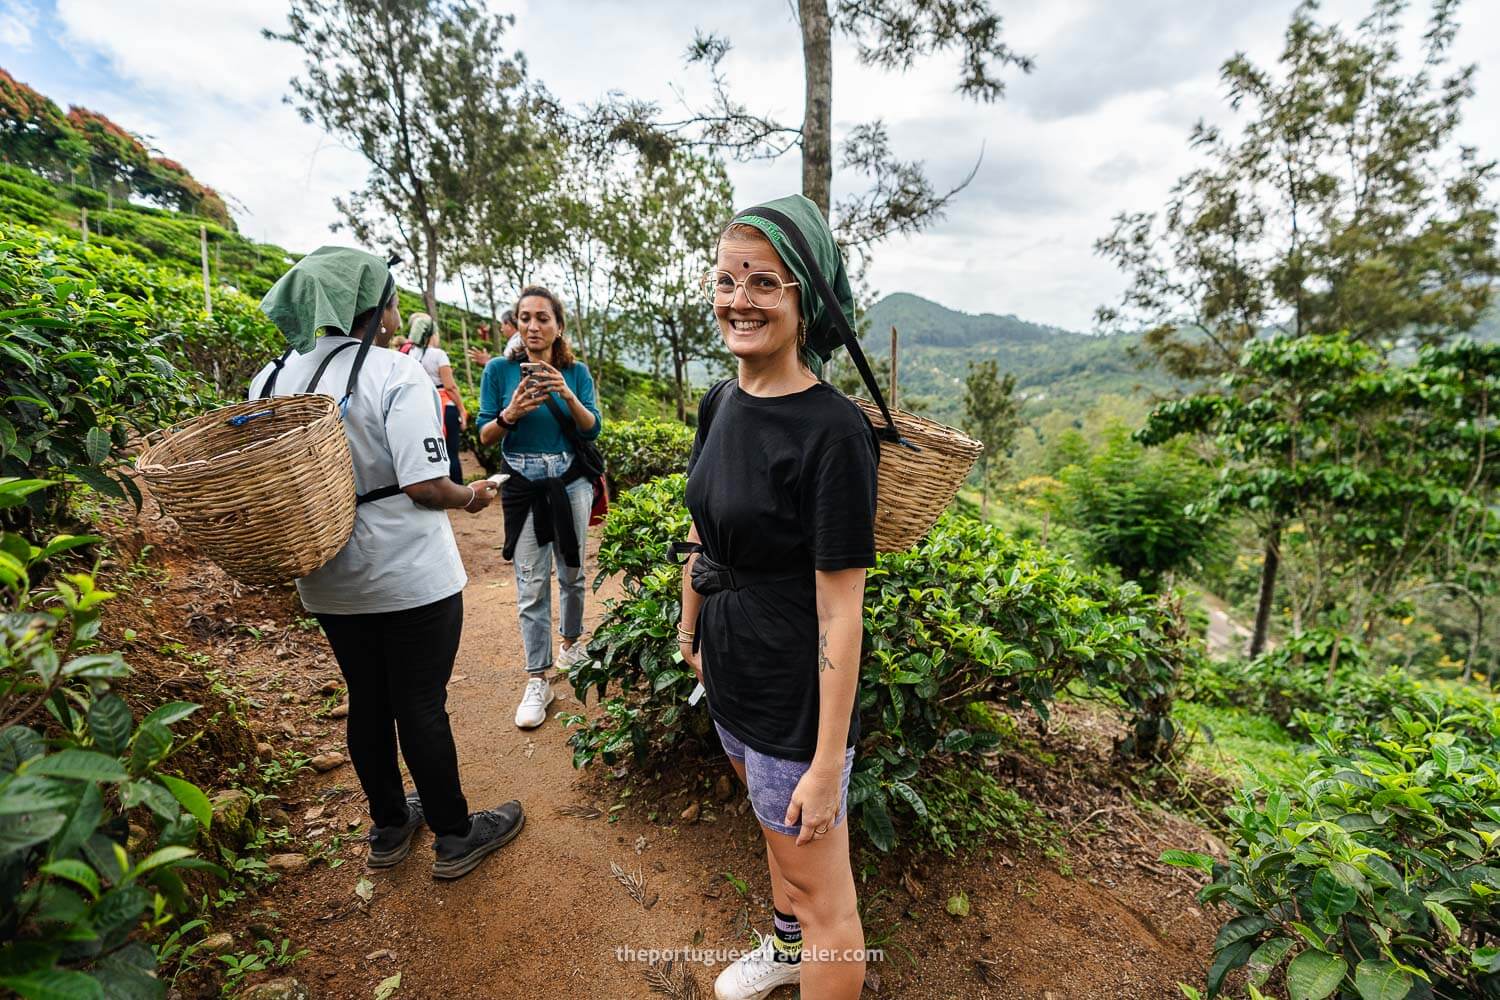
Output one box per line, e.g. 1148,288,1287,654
860,291,1184,420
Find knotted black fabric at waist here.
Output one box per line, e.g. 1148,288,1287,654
670,542,806,653
499,454,588,568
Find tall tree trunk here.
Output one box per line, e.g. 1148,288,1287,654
666,317,687,422
484,267,500,350
1250,524,1281,657
798,0,833,218
422,224,440,321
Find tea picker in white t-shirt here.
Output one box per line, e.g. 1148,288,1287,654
400,312,467,485
252,247,524,881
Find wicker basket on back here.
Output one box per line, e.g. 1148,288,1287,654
849,397,983,552
137,394,356,586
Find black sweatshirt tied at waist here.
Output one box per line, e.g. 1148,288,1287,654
670,542,806,653
500,456,589,568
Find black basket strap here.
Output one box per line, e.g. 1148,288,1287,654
339,273,396,416
356,483,403,505
734,205,912,449
257,347,296,399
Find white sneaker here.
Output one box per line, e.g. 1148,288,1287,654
514,676,555,729
556,642,589,672
714,933,800,1000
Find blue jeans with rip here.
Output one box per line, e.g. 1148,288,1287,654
507,451,592,674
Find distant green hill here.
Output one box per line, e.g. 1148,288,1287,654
860,292,1184,424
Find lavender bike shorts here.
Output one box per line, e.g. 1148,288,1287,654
714,721,855,838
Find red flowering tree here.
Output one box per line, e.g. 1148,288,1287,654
139,156,232,226
66,105,150,197
0,68,86,176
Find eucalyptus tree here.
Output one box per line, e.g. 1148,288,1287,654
268,0,527,319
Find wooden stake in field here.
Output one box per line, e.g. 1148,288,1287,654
889,325,899,410
199,225,213,318
80,206,88,245
458,272,474,387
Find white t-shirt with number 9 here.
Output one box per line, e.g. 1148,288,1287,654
248,335,467,615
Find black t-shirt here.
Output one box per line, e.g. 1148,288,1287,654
686,379,879,760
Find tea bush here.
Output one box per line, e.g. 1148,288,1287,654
1186,633,1496,743
1169,696,1500,1000
0,479,222,996
596,419,695,498
565,475,1202,853
0,225,217,524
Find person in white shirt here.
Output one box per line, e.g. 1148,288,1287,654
252,246,523,880
465,309,521,368
401,312,467,484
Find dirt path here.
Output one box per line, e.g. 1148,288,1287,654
131,472,1223,999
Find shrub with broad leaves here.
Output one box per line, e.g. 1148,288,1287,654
0,479,222,997
595,419,695,498
1168,694,1500,1000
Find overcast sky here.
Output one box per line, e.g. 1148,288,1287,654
3,0,1499,330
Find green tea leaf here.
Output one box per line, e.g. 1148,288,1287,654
0,968,105,1000
39,859,100,900
84,426,109,465
87,694,133,754
1161,849,1216,873
1286,950,1347,1000
158,774,211,830
28,750,129,783
1353,960,1412,1000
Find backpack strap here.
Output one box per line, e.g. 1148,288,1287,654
257,347,295,400
733,205,915,451
302,341,359,393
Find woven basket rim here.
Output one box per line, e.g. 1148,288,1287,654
849,396,983,450
137,394,339,476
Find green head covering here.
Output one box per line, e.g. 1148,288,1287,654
259,246,392,354
729,194,854,373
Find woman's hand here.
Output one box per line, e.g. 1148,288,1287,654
525,361,569,399
785,762,842,846
464,479,499,513
505,378,546,423
679,636,702,683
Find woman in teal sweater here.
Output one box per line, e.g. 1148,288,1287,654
476,285,602,729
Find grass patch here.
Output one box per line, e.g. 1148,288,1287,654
1173,700,1308,786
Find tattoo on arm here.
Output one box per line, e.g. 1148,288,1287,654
818,631,833,673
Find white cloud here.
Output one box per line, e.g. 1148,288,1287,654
55,0,301,106
0,0,37,50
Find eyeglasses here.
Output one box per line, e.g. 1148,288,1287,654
701,269,800,309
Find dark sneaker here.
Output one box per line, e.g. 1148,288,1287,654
431,801,525,880
366,790,425,869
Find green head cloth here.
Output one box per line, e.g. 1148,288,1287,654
408,312,435,349
259,246,392,354
730,194,854,372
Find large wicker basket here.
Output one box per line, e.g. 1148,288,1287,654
850,398,983,552
137,394,356,585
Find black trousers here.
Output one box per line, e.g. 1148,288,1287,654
443,403,463,485
316,592,470,836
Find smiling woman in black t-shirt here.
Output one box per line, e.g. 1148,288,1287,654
677,196,878,1000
